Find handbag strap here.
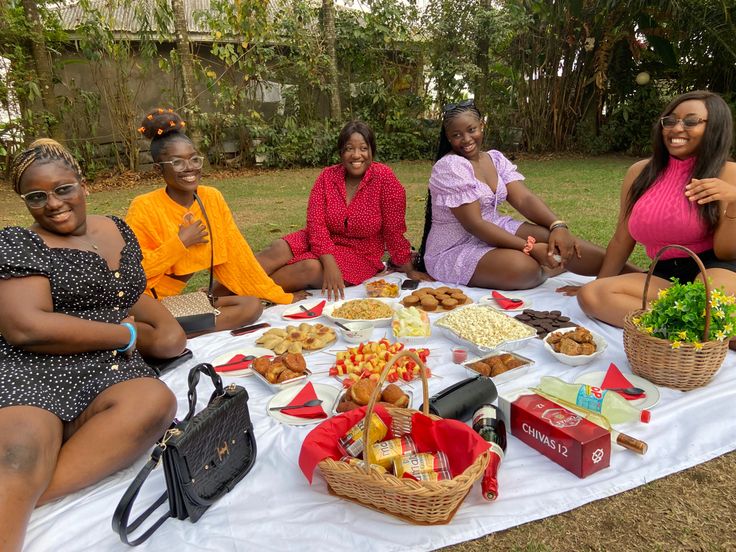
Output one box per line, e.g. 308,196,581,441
186,363,225,421
112,446,171,546
193,192,215,305
150,192,215,305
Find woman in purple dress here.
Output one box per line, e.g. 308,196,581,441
417,100,608,290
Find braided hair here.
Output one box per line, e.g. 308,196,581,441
416,101,484,272
10,138,83,194
138,108,191,163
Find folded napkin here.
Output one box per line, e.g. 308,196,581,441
601,362,646,400
284,300,327,320
491,291,524,310
281,382,327,419
214,354,254,373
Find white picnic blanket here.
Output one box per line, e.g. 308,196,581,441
24,274,736,552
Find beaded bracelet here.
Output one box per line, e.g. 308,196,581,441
116,322,137,353
522,235,537,255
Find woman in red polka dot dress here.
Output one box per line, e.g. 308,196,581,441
257,121,429,300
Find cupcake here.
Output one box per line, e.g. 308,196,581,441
420,295,439,312
403,295,420,308
441,298,459,310
451,292,468,304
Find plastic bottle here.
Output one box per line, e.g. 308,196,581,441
538,376,651,424
472,404,506,501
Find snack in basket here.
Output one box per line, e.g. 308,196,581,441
437,305,534,349
546,326,597,356
336,382,410,412
256,323,336,353
365,278,400,298
252,352,308,384
394,451,452,481
403,287,470,312
332,299,394,320
330,339,430,384
467,353,528,377
368,435,417,468
392,306,430,338
338,414,388,458
514,309,576,338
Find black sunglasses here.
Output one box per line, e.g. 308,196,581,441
442,99,475,114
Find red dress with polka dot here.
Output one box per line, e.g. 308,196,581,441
284,162,412,285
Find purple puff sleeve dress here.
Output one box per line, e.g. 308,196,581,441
424,151,525,284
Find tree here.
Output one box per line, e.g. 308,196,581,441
321,0,341,118
171,0,204,151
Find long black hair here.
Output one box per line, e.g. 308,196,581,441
625,90,733,228
415,101,484,271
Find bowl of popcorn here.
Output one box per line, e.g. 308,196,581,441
435,305,536,355
543,326,607,366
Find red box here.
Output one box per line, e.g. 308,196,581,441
510,393,610,478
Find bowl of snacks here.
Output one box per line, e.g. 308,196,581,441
340,321,376,344
543,326,607,366
464,351,534,384
364,277,401,298
391,306,431,346
251,352,311,391
329,339,431,384
324,298,395,327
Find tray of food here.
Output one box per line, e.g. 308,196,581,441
255,323,337,354
436,304,537,356
251,352,312,391
464,351,534,384
514,309,577,338
401,286,471,312
334,380,412,413
329,339,431,384
364,277,401,298
323,298,396,327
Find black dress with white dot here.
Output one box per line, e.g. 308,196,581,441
0,216,156,421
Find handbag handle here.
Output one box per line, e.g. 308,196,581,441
186,363,225,421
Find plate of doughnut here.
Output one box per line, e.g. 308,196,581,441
250,352,312,391
400,286,472,313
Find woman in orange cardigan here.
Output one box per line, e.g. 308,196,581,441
126,109,301,333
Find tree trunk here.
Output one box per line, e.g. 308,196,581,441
321,0,342,118
21,0,63,139
171,0,204,151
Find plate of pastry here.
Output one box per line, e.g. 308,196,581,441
255,323,337,355
400,286,472,313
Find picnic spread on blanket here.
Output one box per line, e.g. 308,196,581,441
24,273,736,551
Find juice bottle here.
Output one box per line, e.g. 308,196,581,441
538,376,651,424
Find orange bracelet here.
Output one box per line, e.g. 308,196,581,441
522,235,536,255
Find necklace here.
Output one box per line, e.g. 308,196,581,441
74,234,99,250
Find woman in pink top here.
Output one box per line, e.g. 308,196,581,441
577,91,736,337
417,100,606,289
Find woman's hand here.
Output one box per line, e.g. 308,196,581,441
529,242,561,269
320,255,345,301
406,269,434,282
290,290,312,303
685,177,736,206
178,213,208,248
556,285,581,296
547,227,580,263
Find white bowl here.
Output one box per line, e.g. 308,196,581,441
542,326,608,366
323,298,395,327
340,321,376,344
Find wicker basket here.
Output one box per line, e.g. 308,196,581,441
318,349,490,524
622,245,729,391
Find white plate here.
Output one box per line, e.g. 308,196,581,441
211,346,274,377
267,383,341,426
542,326,608,367
281,299,326,321
323,298,396,327
574,370,660,409
479,294,533,312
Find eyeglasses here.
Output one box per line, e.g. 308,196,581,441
660,116,708,129
442,99,475,114
156,155,205,172
20,182,81,209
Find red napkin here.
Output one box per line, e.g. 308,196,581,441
284,300,326,320
215,354,254,373
491,291,523,310
601,362,645,401
280,382,327,419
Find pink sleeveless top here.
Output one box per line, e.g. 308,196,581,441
628,156,712,261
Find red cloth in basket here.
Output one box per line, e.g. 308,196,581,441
299,404,491,483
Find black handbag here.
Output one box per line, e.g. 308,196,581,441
152,193,218,334
112,363,257,545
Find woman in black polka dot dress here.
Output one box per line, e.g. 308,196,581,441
0,139,186,551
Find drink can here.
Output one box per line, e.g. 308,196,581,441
367,435,417,468
393,451,452,480
337,414,388,458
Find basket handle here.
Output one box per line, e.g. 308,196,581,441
642,245,712,340
360,349,430,473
